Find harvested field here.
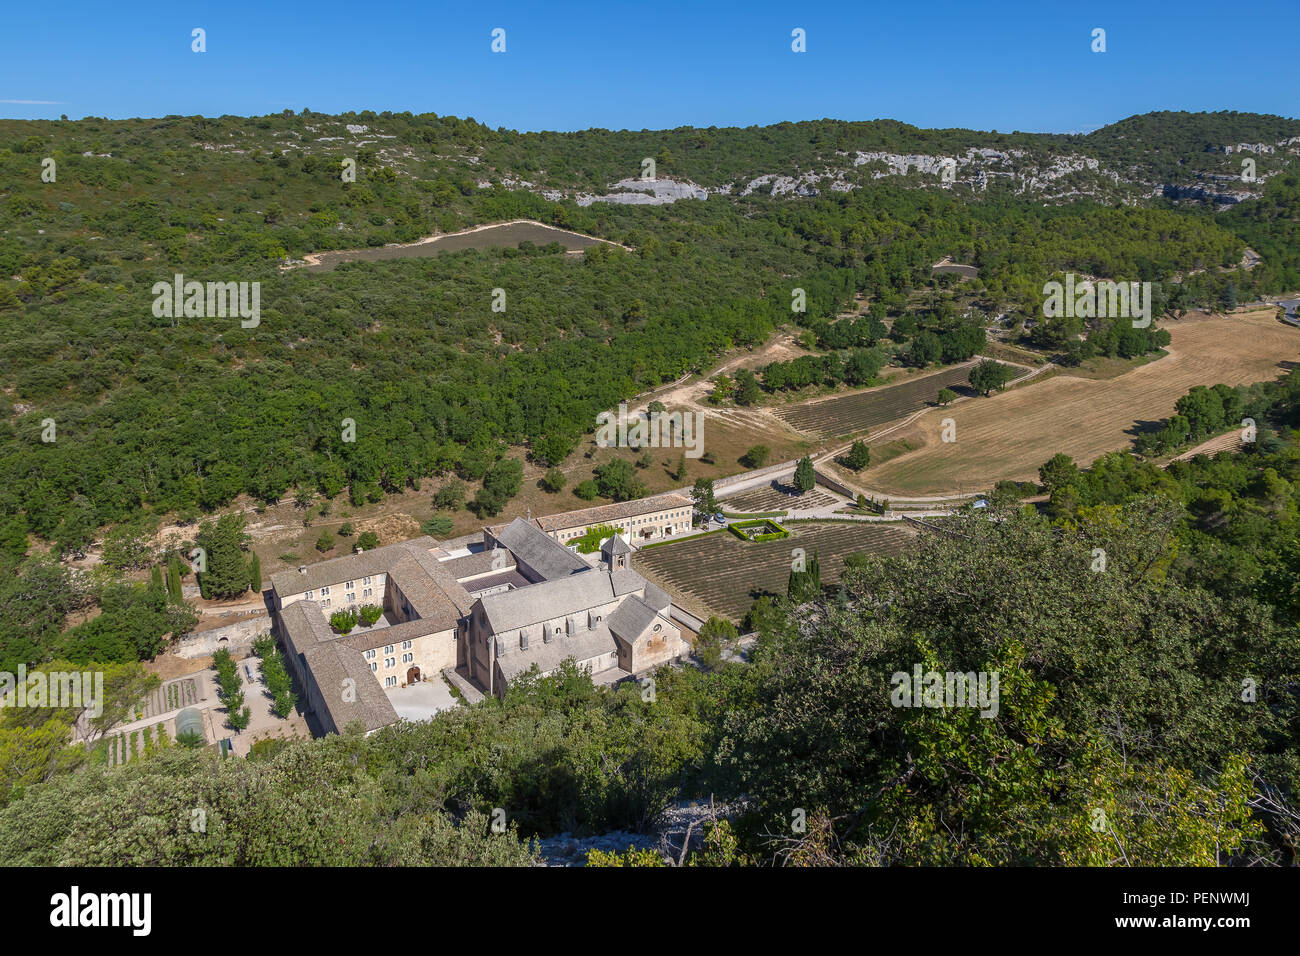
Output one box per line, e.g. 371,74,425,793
722,483,837,513
636,521,916,622
866,311,1299,497
777,363,981,439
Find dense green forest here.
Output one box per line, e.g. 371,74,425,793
3,385,1296,863
0,108,1296,681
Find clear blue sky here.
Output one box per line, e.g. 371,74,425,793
2,0,1296,132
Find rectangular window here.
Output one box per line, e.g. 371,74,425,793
365,649,375,659
363,576,371,585
322,599,330,609
345,581,354,589
321,586,330,596
384,644,394,654
305,590,314,600
363,588,372,598
370,663,377,672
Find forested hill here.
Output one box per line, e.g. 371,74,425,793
1,108,1297,215
0,107,1296,571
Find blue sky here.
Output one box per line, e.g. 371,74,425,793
2,0,1296,132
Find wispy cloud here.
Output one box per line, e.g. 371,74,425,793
0,99,62,105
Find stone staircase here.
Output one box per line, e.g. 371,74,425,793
441,667,485,705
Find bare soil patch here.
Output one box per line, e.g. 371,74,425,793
864,311,1299,497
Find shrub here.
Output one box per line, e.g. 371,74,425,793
541,468,567,493
421,516,454,536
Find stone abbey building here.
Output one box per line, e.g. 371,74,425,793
270,517,687,735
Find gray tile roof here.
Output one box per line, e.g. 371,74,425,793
387,543,474,629
479,570,617,634
607,594,661,647
302,642,398,733
641,580,672,613
495,623,618,683
442,550,507,580
601,534,633,556
491,517,590,581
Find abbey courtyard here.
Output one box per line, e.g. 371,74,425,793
269,493,694,735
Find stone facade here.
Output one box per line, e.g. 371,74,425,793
270,517,688,735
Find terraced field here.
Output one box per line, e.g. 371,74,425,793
722,484,837,512
777,364,980,438
636,521,917,622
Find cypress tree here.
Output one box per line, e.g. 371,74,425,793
249,552,262,595
167,553,184,603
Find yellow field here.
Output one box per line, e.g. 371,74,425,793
866,310,1300,496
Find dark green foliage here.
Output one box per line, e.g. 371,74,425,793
694,616,738,671
845,440,870,471
793,456,816,493
787,551,821,601
691,478,718,517
593,459,646,502
195,515,253,600
969,359,1015,396
540,468,566,493
420,516,454,536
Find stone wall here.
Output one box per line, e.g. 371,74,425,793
173,614,272,659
